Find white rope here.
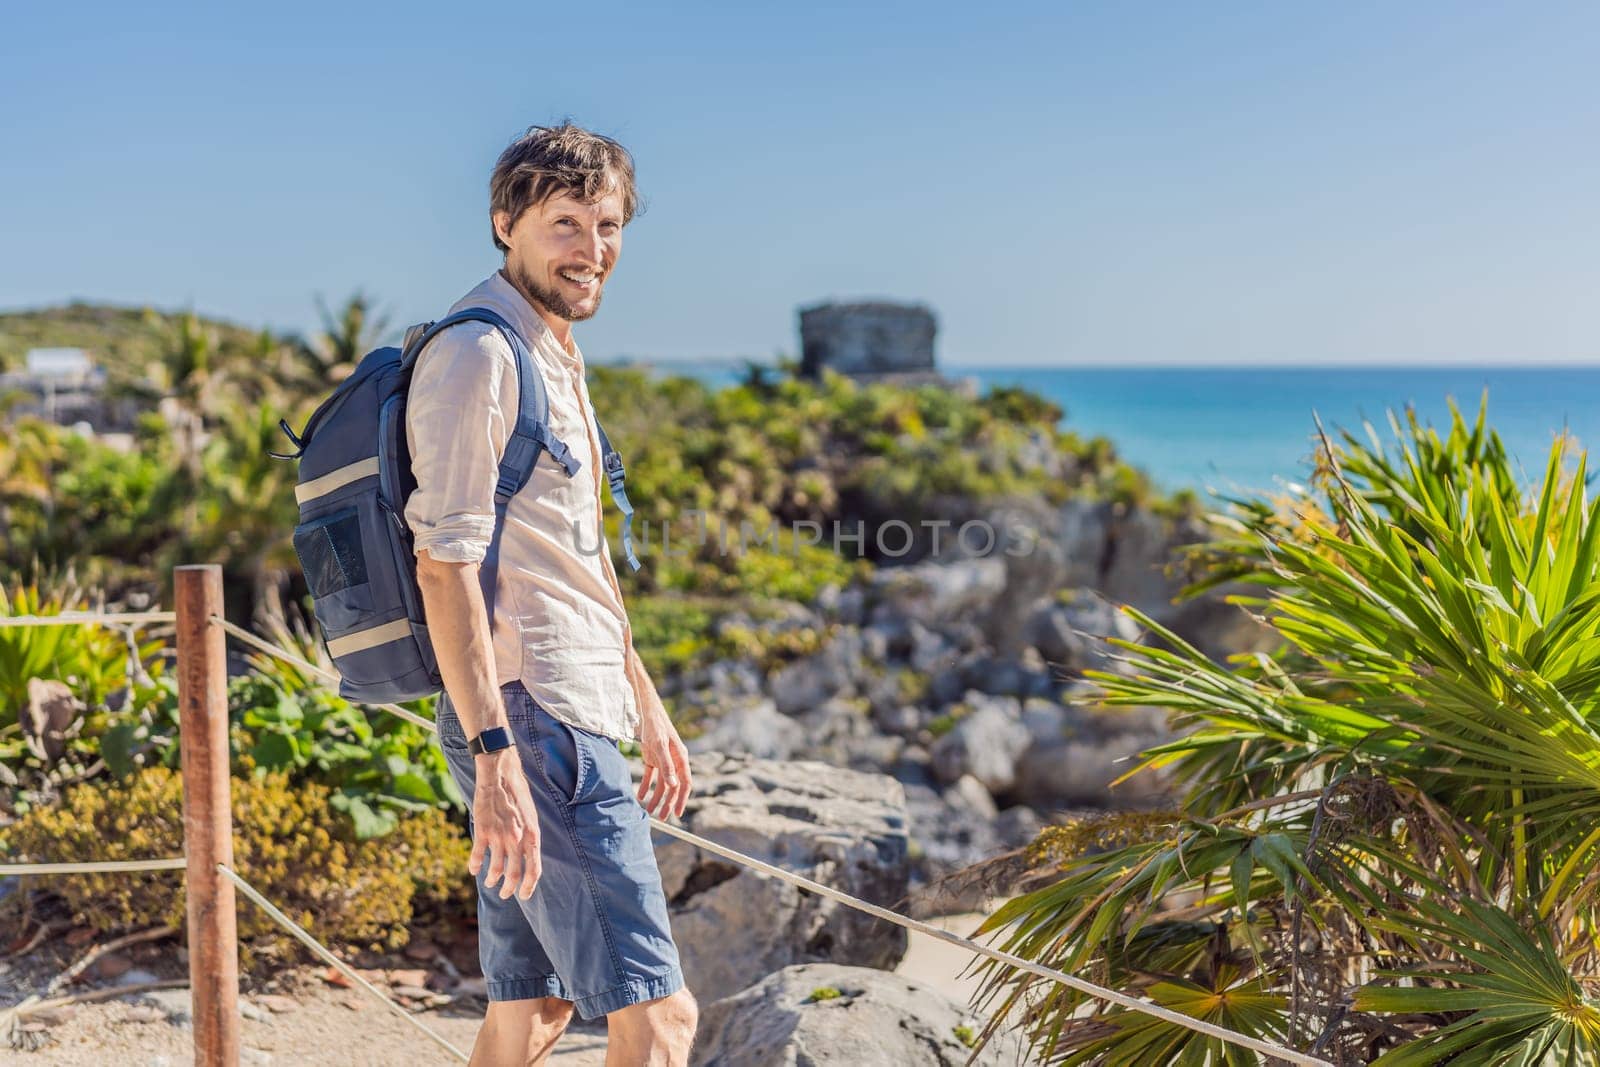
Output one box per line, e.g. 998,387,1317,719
223,623,1330,1065
0,611,176,628
219,864,469,1063
645,819,1325,1064
210,616,437,731
0,857,187,876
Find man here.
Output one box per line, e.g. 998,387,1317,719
404,123,698,1066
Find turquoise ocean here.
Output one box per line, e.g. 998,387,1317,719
656,364,1600,500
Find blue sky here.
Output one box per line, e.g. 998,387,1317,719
2,2,1596,367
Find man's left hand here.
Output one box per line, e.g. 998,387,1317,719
636,704,691,819
629,651,692,819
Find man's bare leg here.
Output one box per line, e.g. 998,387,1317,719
472,997,575,1066
605,988,698,1067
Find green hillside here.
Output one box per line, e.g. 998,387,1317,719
0,302,268,374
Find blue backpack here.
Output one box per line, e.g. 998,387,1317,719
274,306,641,704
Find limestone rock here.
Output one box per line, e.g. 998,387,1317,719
811,582,866,626
928,693,1028,792
900,780,1003,907
796,697,901,772
958,647,1058,699
1012,697,1175,807
766,628,866,716
655,754,910,1002
688,699,805,761
23,678,78,762
866,558,1009,629
767,655,844,717
690,962,1022,1066
1020,588,1143,677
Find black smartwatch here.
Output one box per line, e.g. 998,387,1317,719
467,726,513,756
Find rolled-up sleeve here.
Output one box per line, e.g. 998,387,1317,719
403,323,516,564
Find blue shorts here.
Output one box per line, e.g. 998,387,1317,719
435,680,685,1019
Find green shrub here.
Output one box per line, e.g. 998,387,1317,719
895,669,929,705
0,766,471,959
79,630,462,841
626,596,718,678
927,701,971,738
226,667,461,839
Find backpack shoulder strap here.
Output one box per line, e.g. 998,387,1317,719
593,417,641,573
402,307,585,621
402,307,581,494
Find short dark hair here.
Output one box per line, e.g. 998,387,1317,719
488,121,641,252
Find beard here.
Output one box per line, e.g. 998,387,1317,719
503,262,602,322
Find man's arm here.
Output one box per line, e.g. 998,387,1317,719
416,553,542,901
416,554,502,737
405,324,542,901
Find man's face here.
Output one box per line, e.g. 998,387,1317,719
494,187,624,324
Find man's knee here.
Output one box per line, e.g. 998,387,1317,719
483,995,575,1051
615,986,697,1048
660,987,697,1036
534,996,577,1026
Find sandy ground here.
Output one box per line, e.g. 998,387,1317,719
6,913,997,1065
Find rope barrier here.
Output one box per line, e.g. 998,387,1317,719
0,611,175,629
0,609,1328,1063
0,858,187,876
219,865,470,1063
210,616,437,731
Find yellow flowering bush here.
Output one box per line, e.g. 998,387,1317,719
1,765,471,957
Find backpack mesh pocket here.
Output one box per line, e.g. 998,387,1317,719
293,505,375,632
294,508,369,595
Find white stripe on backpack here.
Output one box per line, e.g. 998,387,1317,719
295,456,380,505
326,617,413,659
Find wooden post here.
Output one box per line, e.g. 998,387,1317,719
176,565,239,1067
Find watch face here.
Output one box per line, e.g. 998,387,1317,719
471,726,512,754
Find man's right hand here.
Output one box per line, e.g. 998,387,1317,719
471,748,543,900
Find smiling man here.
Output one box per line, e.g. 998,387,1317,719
404,123,698,1066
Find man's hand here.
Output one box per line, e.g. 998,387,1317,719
471,748,543,900
629,648,692,819
636,704,692,820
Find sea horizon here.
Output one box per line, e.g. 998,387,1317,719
629,362,1600,499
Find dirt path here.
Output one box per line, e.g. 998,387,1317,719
12,978,607,1066
8,912,997,1064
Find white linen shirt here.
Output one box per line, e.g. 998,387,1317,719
404,270,639,742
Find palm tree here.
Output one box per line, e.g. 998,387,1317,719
291,291,390,390
966,394,1600,1065
96,311,228,532
0,419,66,566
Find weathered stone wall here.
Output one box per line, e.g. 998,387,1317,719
798,302,938,379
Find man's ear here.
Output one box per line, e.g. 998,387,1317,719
492,209,515,248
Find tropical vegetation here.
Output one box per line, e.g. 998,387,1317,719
0,296,1184,719
968,397,1600,1065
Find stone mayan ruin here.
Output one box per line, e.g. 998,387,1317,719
797,301,971,393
